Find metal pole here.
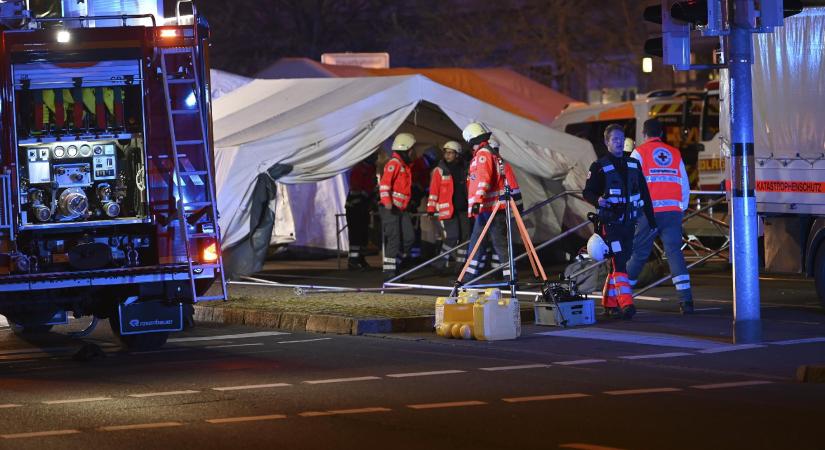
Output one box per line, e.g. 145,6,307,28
728,2,761,342
464,220,592,285
632,243,730,298
383,281,542,298
384,190,578,285
500,159,517,299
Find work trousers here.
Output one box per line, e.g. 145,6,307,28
346,199,371,261
465,211,510,279
627,212,692,302
380,207,414,273
433,214,471,270
602,222,637,309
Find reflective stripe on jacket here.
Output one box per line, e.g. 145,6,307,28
467,147,521,216
633,138,685,213
379,152,412,210
599,157,644,223
427,164,454,219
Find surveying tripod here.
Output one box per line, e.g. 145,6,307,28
449,151,567,326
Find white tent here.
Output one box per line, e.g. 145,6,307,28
212,74,595,262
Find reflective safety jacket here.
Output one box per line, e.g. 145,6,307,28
467,146,522,216
599,157,644,223
631,137,690,213
379,152,412,210
427,162,455,219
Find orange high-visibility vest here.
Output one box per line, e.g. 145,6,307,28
635,137,684,213
427,164,454,219
379,152,412,210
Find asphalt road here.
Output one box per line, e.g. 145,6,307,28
1,294,824,450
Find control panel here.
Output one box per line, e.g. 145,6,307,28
17,139,145,226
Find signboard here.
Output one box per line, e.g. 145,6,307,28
321,52,390,69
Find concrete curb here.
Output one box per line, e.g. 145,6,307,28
194,305,536,335
193,305,434,335
796,365,825,383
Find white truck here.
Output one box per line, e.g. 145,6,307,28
720,7,825,308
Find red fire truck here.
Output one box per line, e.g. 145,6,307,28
0,1,226,350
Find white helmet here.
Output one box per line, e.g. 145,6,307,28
442,140,462,154
586,234,610,262
392,133,416,151
462,122,492,145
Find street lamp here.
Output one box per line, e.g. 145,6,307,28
642,57,653,73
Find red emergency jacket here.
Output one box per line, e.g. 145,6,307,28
427,164,454,219
634,137,684,213
379,152,412,210
467,146,521,216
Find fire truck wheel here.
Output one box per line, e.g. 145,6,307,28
108,316,169,351
10,323,54,335
815,243,825,310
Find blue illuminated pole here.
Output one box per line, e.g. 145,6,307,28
728,0,761,342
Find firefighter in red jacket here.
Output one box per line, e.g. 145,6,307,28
379,133,416,277
427,140,469,273
462,123,521,279
346,152,378,270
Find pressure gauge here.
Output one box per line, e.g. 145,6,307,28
79,144,92,157
67,145,78,158
53,146,65,158
93,145,104,155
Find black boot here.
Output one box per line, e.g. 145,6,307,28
621,304,636,320
679,301,695,315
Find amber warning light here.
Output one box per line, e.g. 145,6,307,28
159,28,180,38
203,243,218,262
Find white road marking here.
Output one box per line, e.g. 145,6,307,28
299,411,333,417
167,331,289,343
205,343,265,349
536,328,726,350
128,390,199,398
769,337,825,346
691,380,773,390
212,383,291,391
604,387,682,395
1,429,81,439
479,364,550,371
0,404,22,409
131,348,189,355
698,344,765,353
502,393,590,403
407,400,487,410
99,422,182,431
559,443,627,450
553,359,607,366
206,414,287,424
326,407,391,415
694,307,722,311
386,370,465,378
620,352,693,360
277,338,333,344
303,376,380,385
43,397,111,405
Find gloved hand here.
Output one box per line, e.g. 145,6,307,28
471,203,480,215
427,211,436,217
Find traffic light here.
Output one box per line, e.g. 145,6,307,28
644,1,691,69
644,1,723,70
